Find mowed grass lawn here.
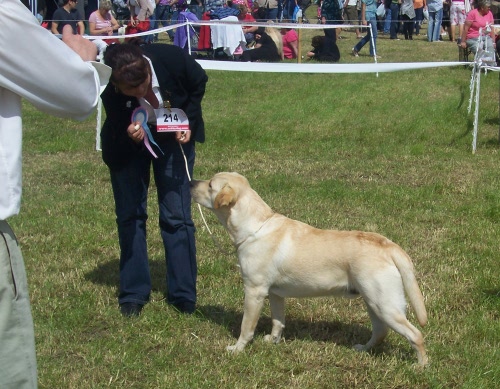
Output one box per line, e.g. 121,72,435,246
13,18,500,388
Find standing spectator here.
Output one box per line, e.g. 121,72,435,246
401,0,415,39
113,0,132,24
89,0,120,38
460,0,496,54
352,0,379,57
441,0,451,40
127,0,155,41
345,0,363,38
283,0,297,20
51,0,85,35
256,0,280,20
1,1,109,387
427,0,443,41
413,0,426,35
321,0,343,42
383,0,392,34
100,40,208,317
389,0,401,39
154,0,173,42
450,0,467,43
189,0,204,19
281,25,299,58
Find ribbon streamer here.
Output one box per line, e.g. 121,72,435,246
131,107,164,158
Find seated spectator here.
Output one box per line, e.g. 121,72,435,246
460,0,496,56
240,26,283,61
237,3,258,46
51,0,85,35
89,0,120,40
306,30,341,62
281,24,299,59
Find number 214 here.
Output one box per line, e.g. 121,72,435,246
163,113,179,122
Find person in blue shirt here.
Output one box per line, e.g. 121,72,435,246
352,0,380,58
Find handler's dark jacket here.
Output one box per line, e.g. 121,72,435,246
100,44,208,171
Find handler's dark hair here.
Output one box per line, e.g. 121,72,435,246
103,40,150,87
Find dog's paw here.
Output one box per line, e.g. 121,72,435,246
263,334,281,344
353,344,368,352
226,344,244,353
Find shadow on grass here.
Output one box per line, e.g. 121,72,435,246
482,289,500,299
196,304,400,358
85,262,412,361
84,257,168,296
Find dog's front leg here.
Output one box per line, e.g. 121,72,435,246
264,292,285,344
227,288,266,353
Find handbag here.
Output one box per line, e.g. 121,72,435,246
125,17,151,35
376,3,385,18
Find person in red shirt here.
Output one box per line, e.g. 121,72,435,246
237,3,259,47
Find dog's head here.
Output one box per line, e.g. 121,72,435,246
190,172,275,242
190,172,250,210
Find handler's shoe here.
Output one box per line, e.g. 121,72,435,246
120,302,143,317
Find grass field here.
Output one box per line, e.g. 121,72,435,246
12,11,500,388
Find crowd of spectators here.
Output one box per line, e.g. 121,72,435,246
27,0,500,63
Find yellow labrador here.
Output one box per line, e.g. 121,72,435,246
190,172,428,366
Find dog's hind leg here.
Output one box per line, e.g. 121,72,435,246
353,304,389,352
357,301,428,366
227,288,267,353
381,312,428,366
264,293,285,344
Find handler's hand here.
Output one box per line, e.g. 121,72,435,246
127,122,145,143
176,130,191,144
61,25,97,61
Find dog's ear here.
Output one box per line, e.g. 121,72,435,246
214,184,236,209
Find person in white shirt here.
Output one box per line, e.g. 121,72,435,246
0,0,110,387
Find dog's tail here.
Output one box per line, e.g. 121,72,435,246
391,247,428,327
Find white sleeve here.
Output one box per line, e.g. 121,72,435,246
0,0,110,121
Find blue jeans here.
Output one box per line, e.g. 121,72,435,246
110,140,197,309
144,14,156,43
354,16,378,56
384,8,391,34
266,7,279,21
414,6,424,35
427,9,443,42
390,3,400,39
189,4,203,20
155,4,172,40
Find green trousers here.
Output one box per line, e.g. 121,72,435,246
0,220,38,388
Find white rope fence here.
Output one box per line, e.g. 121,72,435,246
90,21,500,154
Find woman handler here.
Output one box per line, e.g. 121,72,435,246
101,40,208,316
